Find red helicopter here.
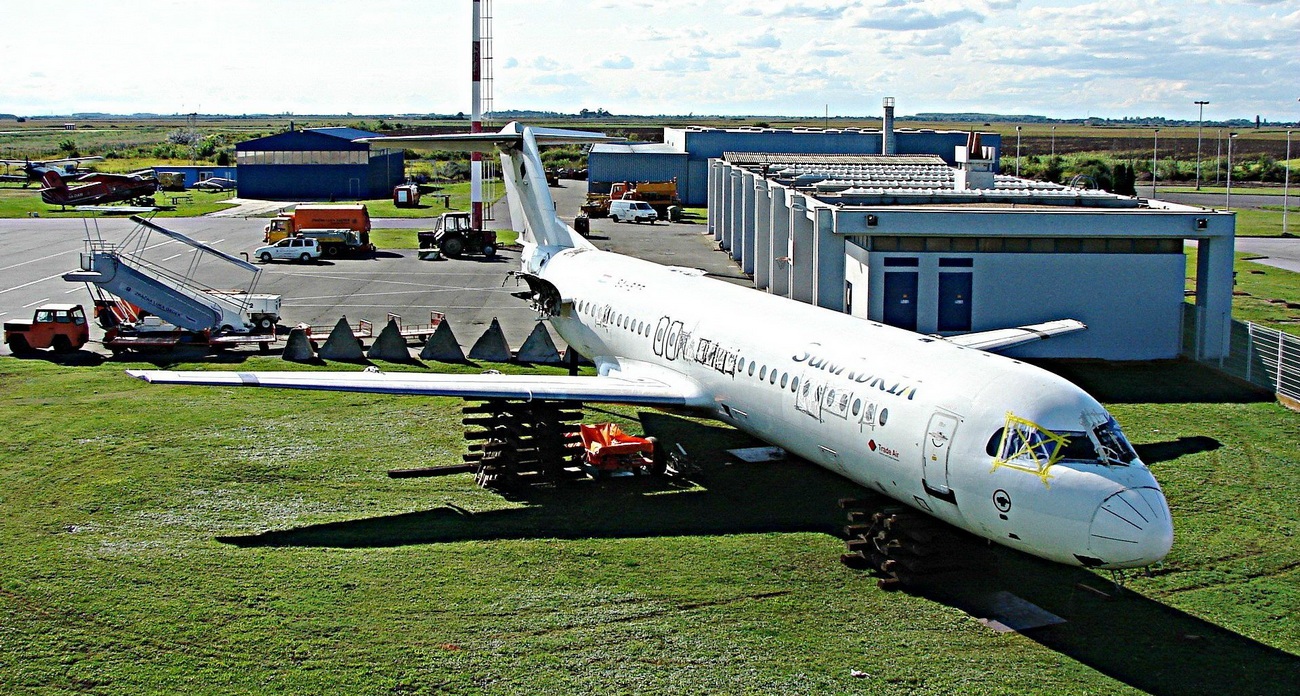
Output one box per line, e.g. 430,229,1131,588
39,169,158,208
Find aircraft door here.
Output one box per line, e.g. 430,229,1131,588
883,271,918,331
922,411,960,502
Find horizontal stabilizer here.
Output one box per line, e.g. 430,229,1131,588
74,205,159,214
126,369,702,407
940,319,1086,352
357,122,620,153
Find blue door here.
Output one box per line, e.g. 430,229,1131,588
883,272,918,331
937,273,973,332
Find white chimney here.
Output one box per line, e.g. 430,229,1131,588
882,97,896,155
954,132,996,191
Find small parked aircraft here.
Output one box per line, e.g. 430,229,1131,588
131,123,1173,573
39,169,158,208
192,177,236,192
0,156,104,186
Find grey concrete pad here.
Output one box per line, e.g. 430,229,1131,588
0,186,751,357
974,591,1066,633
1235,237,1300,273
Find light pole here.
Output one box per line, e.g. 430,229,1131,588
1226,132,1239,208
1152,128,1160,198
1194,100,1209,190
1285,129,1292,236
1015,125,1022,176
1215,129,1222,185
1051,125,1056,156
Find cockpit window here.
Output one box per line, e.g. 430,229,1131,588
1057,432,1097,461
1093,416,1138,465
988,413,1137,482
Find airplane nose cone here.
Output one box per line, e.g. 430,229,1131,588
1087,486,1173,568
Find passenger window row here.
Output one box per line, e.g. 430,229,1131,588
576,300,651,338
737,356,798,392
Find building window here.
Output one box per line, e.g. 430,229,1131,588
868,236,1182,254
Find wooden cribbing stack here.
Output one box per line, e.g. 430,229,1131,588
388,399,584,490
838,499,995,590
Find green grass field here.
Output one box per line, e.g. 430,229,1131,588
1185,248,1300,335
1231,207,1300,237
0,186,240,218
0,181,498,220
323,183,496,219
0,355,1295,695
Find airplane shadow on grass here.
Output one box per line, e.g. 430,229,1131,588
220,412,860,547
218,412,1297,696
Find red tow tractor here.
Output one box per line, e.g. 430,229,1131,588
4,304,90,355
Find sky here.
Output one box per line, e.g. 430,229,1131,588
2,0,1298,121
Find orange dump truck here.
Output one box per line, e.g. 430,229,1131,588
264,204,372,256
582,179,682,218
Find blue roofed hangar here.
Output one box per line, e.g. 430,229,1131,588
234,127,404,201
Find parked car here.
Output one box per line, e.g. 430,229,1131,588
254,237,322,263
608,199,659,224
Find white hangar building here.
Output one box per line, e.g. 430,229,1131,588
706,143,1236,361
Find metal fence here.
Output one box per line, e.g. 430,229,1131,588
1183,303,1300,401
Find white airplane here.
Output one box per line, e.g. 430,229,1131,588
129,122,1173,571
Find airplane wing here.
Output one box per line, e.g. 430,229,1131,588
939,319,1086,352
125,369,703,406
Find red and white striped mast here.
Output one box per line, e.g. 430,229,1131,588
470,0,483,232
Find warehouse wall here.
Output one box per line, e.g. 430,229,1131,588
587,152,688,195
238,164,371,200
864,251,1187,360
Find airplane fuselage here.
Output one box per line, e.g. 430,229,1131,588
530,243,1173,569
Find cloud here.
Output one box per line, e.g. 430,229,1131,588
738,31,781,49
600,55,635,69
693,47,741,60
853,4,984,31
880,27,964,56
653,54,711,72
771,3,853,20
805,40,850,57
645,26,708,42
502,57,518,69
530,73,591,88
532,56,561,71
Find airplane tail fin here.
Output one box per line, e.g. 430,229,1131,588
41,170,66,189
359,123,617,251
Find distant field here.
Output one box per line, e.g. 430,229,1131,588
0,354,1294,695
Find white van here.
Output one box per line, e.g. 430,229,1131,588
608,199,658,224
254,236,322,263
